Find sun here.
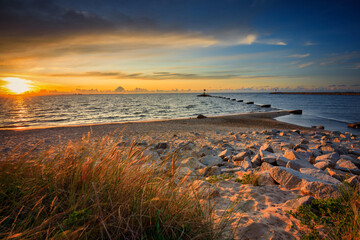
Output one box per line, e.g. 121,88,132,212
4,77,33,94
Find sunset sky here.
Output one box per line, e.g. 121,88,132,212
1,0,360,94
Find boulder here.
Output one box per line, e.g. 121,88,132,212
314,160,334,170
254,171,277,186
221,167,243,173
276,156,290,167
282,196,314,209
241,157,253,170
325,168,354,181
260,162,274,172
286,159,316,171
345,176,360,187
218,149,232,159
199,155,223,166
289,110,302,114
180,157,206,170
196,114,207,119
261,150,277,164
260,143,274,153
300,181,340,199
233,151,249,161
198,166,221,177
348,122,360,128
315,152,340,164
251,153,262,167
175,167,195,179
335,159,360,174
300,168,341,186
283,150,298,160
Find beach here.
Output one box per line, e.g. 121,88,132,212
1,111,360,239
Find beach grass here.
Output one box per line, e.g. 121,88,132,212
290,183,360,240
0,133,234,239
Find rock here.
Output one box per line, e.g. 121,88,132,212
175,167,195,179
317,125,325,129
289,110,302,114
196,114,207,119
315,152,340,163
283,150,298,160
276,156,290,167
218,149,232,159
348,122,360,128
341,155,360,167
199,146,217,157
269,166,329,190
301,181,340,199
325,168,355,181
233,151,249,161
320,144,336,154
180,157,205,170
155,142,168,149
251,153,262,167
260,104,271,108
191,180,219,199
199,155,223,166
300,168,341,186
294,144,308,151
262,155,277,164
294,149,313,160
260,162,274,172
345,176,360,187
281,142,295,151
254,171,277,186
241,157,253,170
286,159,316,171
282,196,314,209
221,167,243,173
314,160,334,170
246,101,254,104
260,143,274,153
335,159,360,174
198,166,221,177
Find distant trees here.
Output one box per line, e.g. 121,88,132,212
115,86,125,92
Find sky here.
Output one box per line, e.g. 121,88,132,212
0,0,360,94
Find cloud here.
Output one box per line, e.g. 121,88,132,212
256,39,287,45
289,53,310,58
298,62,313,68
320,52,360,66
305,41,317,46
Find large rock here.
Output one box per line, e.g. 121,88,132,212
283,150,298,160
300,182,340,199
315,152,340,164
260,150,277,164
198,166,221,177
240,156,253,170
335,159,360,174
282,196,314,209
314,160,334,170
286,159,316,171
260,162,274,172
180,157,206,170
218,149,232,159
233,151,249,161
251,153,261,167
345,176,360,187
269,166,330,190
276,156,290,167
254,171,277,186
325,168,355,181
260,143,274,153
199,155,223,166
300,168,341,186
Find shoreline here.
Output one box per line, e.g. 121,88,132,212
0,110,312,152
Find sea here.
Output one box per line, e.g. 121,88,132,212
0,93,359,134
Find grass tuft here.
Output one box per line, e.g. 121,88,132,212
0,134,234,239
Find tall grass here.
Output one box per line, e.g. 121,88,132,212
0,133,233,239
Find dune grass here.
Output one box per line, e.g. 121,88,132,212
0,133,234,239
290,183,360,240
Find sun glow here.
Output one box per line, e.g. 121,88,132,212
4,77,33,94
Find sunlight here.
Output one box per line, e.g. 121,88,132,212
4,77,33,94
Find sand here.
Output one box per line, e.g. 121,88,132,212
1,110,349,239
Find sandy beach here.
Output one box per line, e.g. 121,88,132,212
1,110,359,239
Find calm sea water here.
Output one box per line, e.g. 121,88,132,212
0,93,359,134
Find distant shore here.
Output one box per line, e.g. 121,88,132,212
270,92,360,95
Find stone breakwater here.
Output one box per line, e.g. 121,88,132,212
123,128,360,239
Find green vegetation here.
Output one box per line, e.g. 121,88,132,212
0,134,235,239
235,173,259,186
206,174,233,184
290,183,360,240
